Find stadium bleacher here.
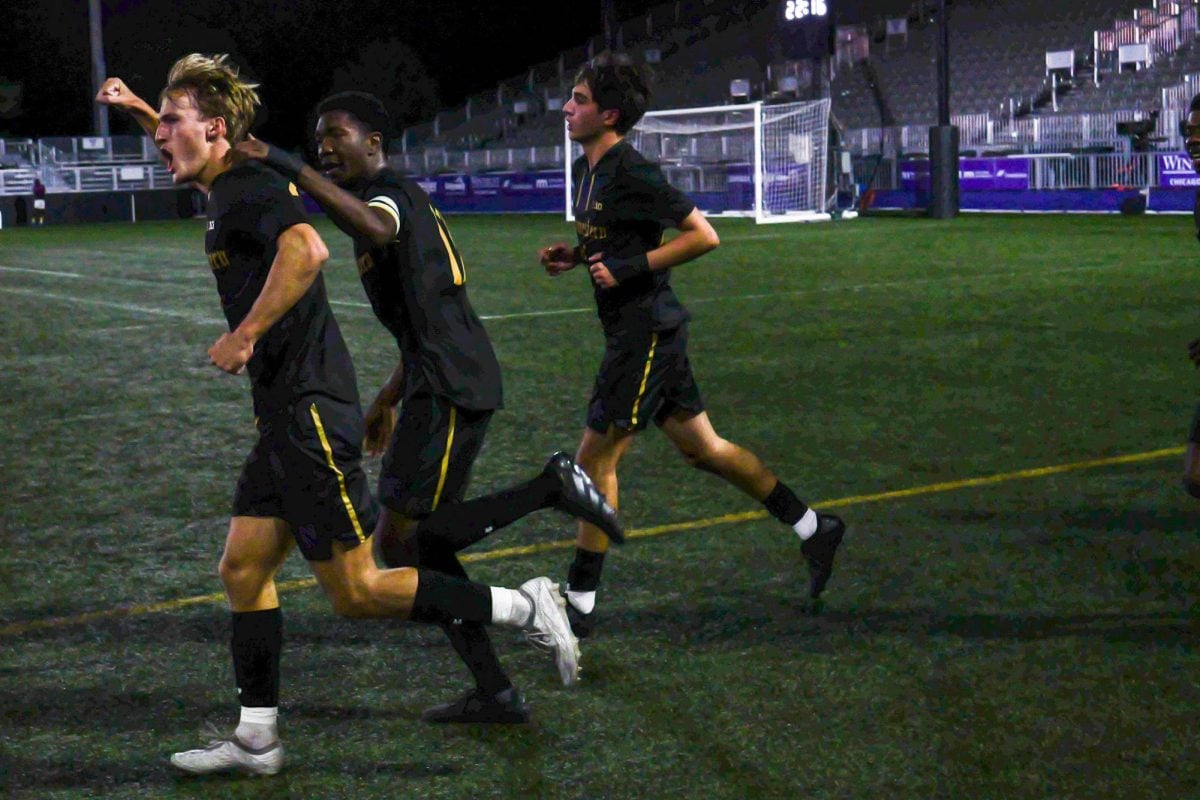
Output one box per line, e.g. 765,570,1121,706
5,0,1200,214
386,0,1200,176
0,134,173,198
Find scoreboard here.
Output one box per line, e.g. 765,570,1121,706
778,0,835,59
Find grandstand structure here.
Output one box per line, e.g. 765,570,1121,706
382,0,1200,197
4,0,1200,217
0,136,170,196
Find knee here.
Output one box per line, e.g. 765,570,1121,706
679,439,726,474
219,553,270,598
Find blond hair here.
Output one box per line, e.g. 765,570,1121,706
162,53,260,144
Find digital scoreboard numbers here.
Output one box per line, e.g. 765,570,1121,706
783,0,828,20
779,0,834,58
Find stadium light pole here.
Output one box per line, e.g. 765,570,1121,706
601,0,617,52
89,0,110,138
928,0,958,218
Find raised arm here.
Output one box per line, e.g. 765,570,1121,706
229,139,397,247
95,78,161,139
208,223,329,374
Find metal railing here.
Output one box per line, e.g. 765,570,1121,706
0,169,38,195
36,136,158,165
854,152,1161,192
391,144,564,174
0,138,36,167
1028,152,1158,189
844,110,1164,157
0,163,174,195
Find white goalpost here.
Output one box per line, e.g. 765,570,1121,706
564,98,833,223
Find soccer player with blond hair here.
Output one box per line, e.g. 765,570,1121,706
229,90,624,724
98,53,582,776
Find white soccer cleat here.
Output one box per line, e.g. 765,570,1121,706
169,735,284,776
520,577,581,686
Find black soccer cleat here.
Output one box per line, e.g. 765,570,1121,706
800,513,845,599
420,686,531,724
565,601,595,640
543,451,625,545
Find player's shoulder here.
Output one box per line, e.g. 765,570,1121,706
217,161,298,199
367,168,423,202
615,141,666,183
615,139,650,165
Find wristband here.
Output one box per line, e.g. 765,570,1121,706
604,254,651,284
263,144,306,180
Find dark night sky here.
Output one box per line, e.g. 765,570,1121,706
1,0,654,146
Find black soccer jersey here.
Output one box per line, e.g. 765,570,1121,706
204,162,361,418
570,140,697,334
350,169,502,411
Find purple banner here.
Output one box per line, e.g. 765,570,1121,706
901,157,1030,191
1158,152,1200,188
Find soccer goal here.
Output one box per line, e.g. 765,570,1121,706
564,98,832,223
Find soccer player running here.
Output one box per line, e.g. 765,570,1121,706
229,90,623,724
96,56,581,776
537,53,846,637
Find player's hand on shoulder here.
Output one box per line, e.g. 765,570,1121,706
208,330,255,375
227,137,271,169
363,399,397,456
540,243,578,276
96,77,138,108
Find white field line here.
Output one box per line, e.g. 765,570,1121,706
0,286,221,326
3,260,1125,327
0,266,85,278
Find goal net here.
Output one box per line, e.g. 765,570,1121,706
564,98,831,223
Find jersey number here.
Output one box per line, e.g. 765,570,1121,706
430,205,465,286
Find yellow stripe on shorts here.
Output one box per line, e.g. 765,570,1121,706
309,403,365,542
431,406,457,511
629,332,659,427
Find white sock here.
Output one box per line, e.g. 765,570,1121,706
490,586,534,628
793,508,818,540
566,589,596,615
235,706,278,748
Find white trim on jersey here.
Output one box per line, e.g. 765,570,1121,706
366,195,401,238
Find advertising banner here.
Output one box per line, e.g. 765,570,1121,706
901,157,1030,191
1158,152,1200,187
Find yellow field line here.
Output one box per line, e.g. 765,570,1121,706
0,445,1183,638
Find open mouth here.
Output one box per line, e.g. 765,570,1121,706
160,148,175,173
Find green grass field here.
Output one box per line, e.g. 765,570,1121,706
2,212,1199,799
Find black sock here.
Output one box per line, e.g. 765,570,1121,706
567,547,607,593
230,608,282,708
419,541,513,696
441,621,513,696
416,475,558,552
409,569,494,626
762,480,809,527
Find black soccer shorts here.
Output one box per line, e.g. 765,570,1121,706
378,392,493,519
232,396,378,561
586,322,705,434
